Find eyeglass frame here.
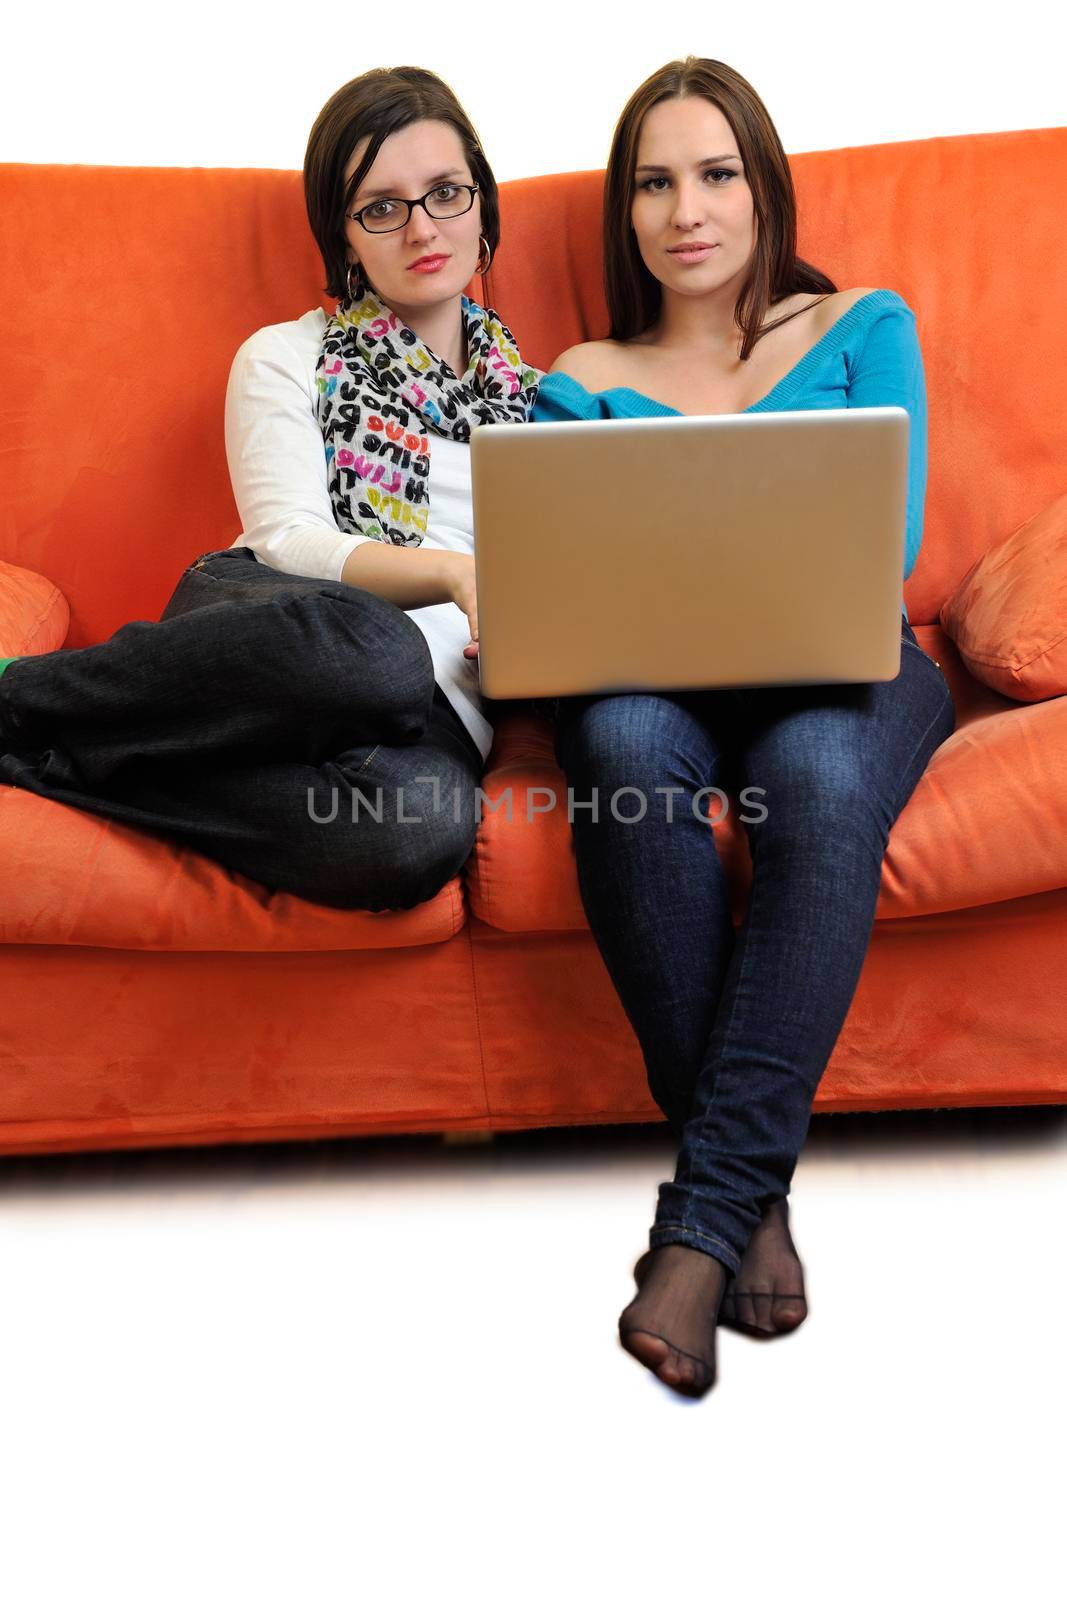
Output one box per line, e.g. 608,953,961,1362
345,181,481,235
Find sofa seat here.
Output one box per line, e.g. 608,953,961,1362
0,785,466,951
467,624,1067,931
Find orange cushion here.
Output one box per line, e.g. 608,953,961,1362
0,785,467,951
939,492,1067,701
0,558,70,656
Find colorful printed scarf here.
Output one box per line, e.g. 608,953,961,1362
314,286,542,546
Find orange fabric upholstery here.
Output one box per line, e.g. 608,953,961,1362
939,489,1067,701
1,126,1066,1156
0,782,465,951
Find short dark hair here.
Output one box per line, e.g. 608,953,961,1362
603,56,838,358
304,66,500,304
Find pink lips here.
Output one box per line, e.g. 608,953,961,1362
668,243,719,262
408,255,449,273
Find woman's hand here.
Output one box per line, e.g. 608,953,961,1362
444,552,479,659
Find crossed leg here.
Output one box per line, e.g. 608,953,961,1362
555,638,956,1396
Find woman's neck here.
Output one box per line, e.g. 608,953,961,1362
639,285,746,359
390,295,468,377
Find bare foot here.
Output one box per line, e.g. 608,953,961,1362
718,1196,807,1337
618,1243,728,1398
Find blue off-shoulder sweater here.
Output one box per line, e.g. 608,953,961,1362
532,288,926,623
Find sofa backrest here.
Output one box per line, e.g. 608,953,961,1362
1,127,1063,643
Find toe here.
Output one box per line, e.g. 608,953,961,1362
771,1294,807,1331
659,1342,712,1396
618,1321,714,1397
619,1322,667,1373
721,1286,805,1338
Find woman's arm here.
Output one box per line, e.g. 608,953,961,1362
339,538,463,607
845,301,929,583
223,324,458,606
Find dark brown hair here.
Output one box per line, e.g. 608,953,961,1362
304,66,500,304
603,56,838,358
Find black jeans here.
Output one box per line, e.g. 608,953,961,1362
0,547,485,911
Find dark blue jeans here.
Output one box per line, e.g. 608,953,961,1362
0,547,484,910
551,615,957,1278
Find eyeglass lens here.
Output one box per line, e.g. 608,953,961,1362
359,186,474,233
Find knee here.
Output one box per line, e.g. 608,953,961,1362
284,588,435,722
556,694,678,789
755,766,888,854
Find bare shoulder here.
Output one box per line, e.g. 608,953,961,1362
547,339,626,389
761,287,882,338
822,286,880,321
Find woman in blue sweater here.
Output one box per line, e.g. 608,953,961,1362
533,57,956,1399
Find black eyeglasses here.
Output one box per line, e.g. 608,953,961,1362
346,182,480,235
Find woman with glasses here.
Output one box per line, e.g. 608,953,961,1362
0,67,541,911
532,57,956,1399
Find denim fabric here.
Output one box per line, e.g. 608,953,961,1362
0,547,485,911
550,615,957,1276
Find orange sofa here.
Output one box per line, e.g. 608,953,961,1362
2,127,1065,1157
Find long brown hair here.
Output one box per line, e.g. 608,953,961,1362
603,57,837,359
304,66,500,304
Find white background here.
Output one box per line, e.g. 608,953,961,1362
1,3,1064,1599
1,0,1063,175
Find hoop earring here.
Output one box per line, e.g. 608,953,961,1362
346,260,366,301
477,235,493,275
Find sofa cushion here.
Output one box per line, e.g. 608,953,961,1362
467,625,1067,929
939,491,1067,701
0,788,466,951
0,559,69,657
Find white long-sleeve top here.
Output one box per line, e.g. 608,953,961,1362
223,306,493,763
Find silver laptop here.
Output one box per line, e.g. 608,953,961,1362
470,407,910,699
